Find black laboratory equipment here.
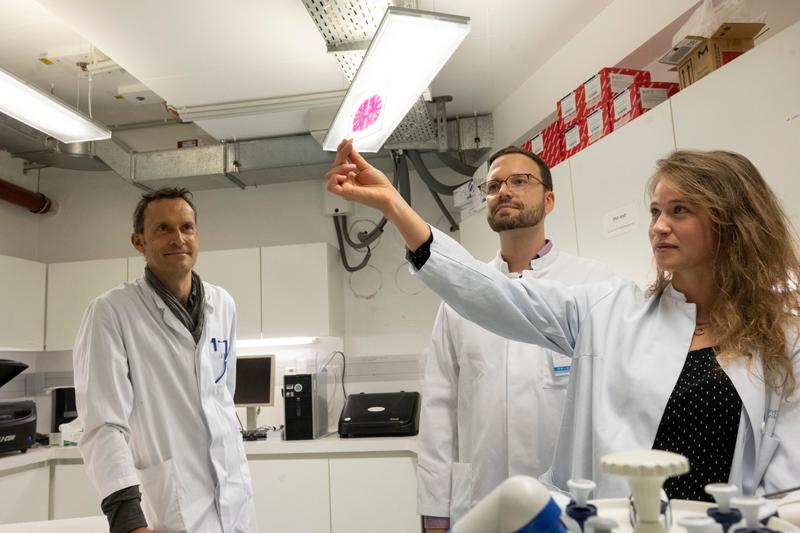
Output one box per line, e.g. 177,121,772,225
51,386,77,433
283,373,327,440
338,391,420,438
0,359,36,454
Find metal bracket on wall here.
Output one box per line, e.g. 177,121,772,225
432,96,452,153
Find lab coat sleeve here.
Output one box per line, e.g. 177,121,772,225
73,296,140,500
762,328,800,492
416,304,460,518
415,228,607,356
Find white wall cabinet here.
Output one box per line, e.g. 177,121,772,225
46,258,128,351
546,162,580,256
52,463,101,520
570,101,676,288
670,20,800,231
195,248,262,340
261,243,344,338
0,465,49,524
126,255,145,283
128,248,262,339
0,254,46,350
249,458,331,533
329,455,419,533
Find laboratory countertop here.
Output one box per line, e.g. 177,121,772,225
0,433,418,473
0,515,107,533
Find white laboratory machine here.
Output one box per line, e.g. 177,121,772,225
452,450,798,533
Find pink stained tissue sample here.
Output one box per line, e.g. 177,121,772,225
352,94,383,133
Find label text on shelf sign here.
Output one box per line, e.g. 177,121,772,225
603,203,639,237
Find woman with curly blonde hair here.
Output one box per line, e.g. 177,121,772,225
326,141,800,501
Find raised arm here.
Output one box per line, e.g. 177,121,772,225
325,139,430,250
325,140,616,354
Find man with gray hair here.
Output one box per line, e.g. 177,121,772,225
74,187,256,533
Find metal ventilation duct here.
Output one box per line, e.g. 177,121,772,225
1,112,492,191
0,113,109,172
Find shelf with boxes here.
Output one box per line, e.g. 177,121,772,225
518,21,765,164
522,66,679,165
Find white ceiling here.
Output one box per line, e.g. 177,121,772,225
1,0,617,144
3,0,800,148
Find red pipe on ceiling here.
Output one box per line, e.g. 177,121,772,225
0,177,52,214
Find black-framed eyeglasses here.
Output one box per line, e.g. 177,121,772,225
477,173,542,197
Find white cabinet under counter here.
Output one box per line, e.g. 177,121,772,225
0,435,419,531
0,460,49,524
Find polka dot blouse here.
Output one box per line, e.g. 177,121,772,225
651,347,742,501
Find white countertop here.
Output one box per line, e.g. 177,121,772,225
0,516,107,533
0,433,417,473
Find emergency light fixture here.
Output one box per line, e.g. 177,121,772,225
0,66,111,143
322,7,470,153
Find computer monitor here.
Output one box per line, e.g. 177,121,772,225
234,355,275,431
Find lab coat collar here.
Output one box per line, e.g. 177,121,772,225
136,276,216,312
490,242,558,276
665,282,689,303
136,278,215,340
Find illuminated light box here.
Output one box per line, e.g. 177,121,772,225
323,7,470,152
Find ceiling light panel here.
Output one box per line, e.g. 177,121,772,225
322,7,469,152
0,66,111,143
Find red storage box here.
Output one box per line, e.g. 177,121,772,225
581,68,650,116
556,89,581,127
530,121,564,168
563,121,586,159
612,81,679,129
585,103,613,146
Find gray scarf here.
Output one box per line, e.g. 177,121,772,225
145,266,205,344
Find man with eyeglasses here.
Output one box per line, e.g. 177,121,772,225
416,146,616,532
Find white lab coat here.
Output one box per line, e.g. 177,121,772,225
414,228,800,498
416,246,616,524
73,278,256,533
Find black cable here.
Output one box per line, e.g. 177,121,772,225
427,187,459,232
406,150,471,195
356,216,388,244
348,167,400,246
333,215,371,272
396,151,412,203
338,214,383,249
434,151,480,177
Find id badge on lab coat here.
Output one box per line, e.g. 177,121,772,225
545,353,571,388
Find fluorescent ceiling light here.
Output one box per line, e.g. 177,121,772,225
177,91,347,122
237,337,319,348
0,66,111,144
322,7,470,153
